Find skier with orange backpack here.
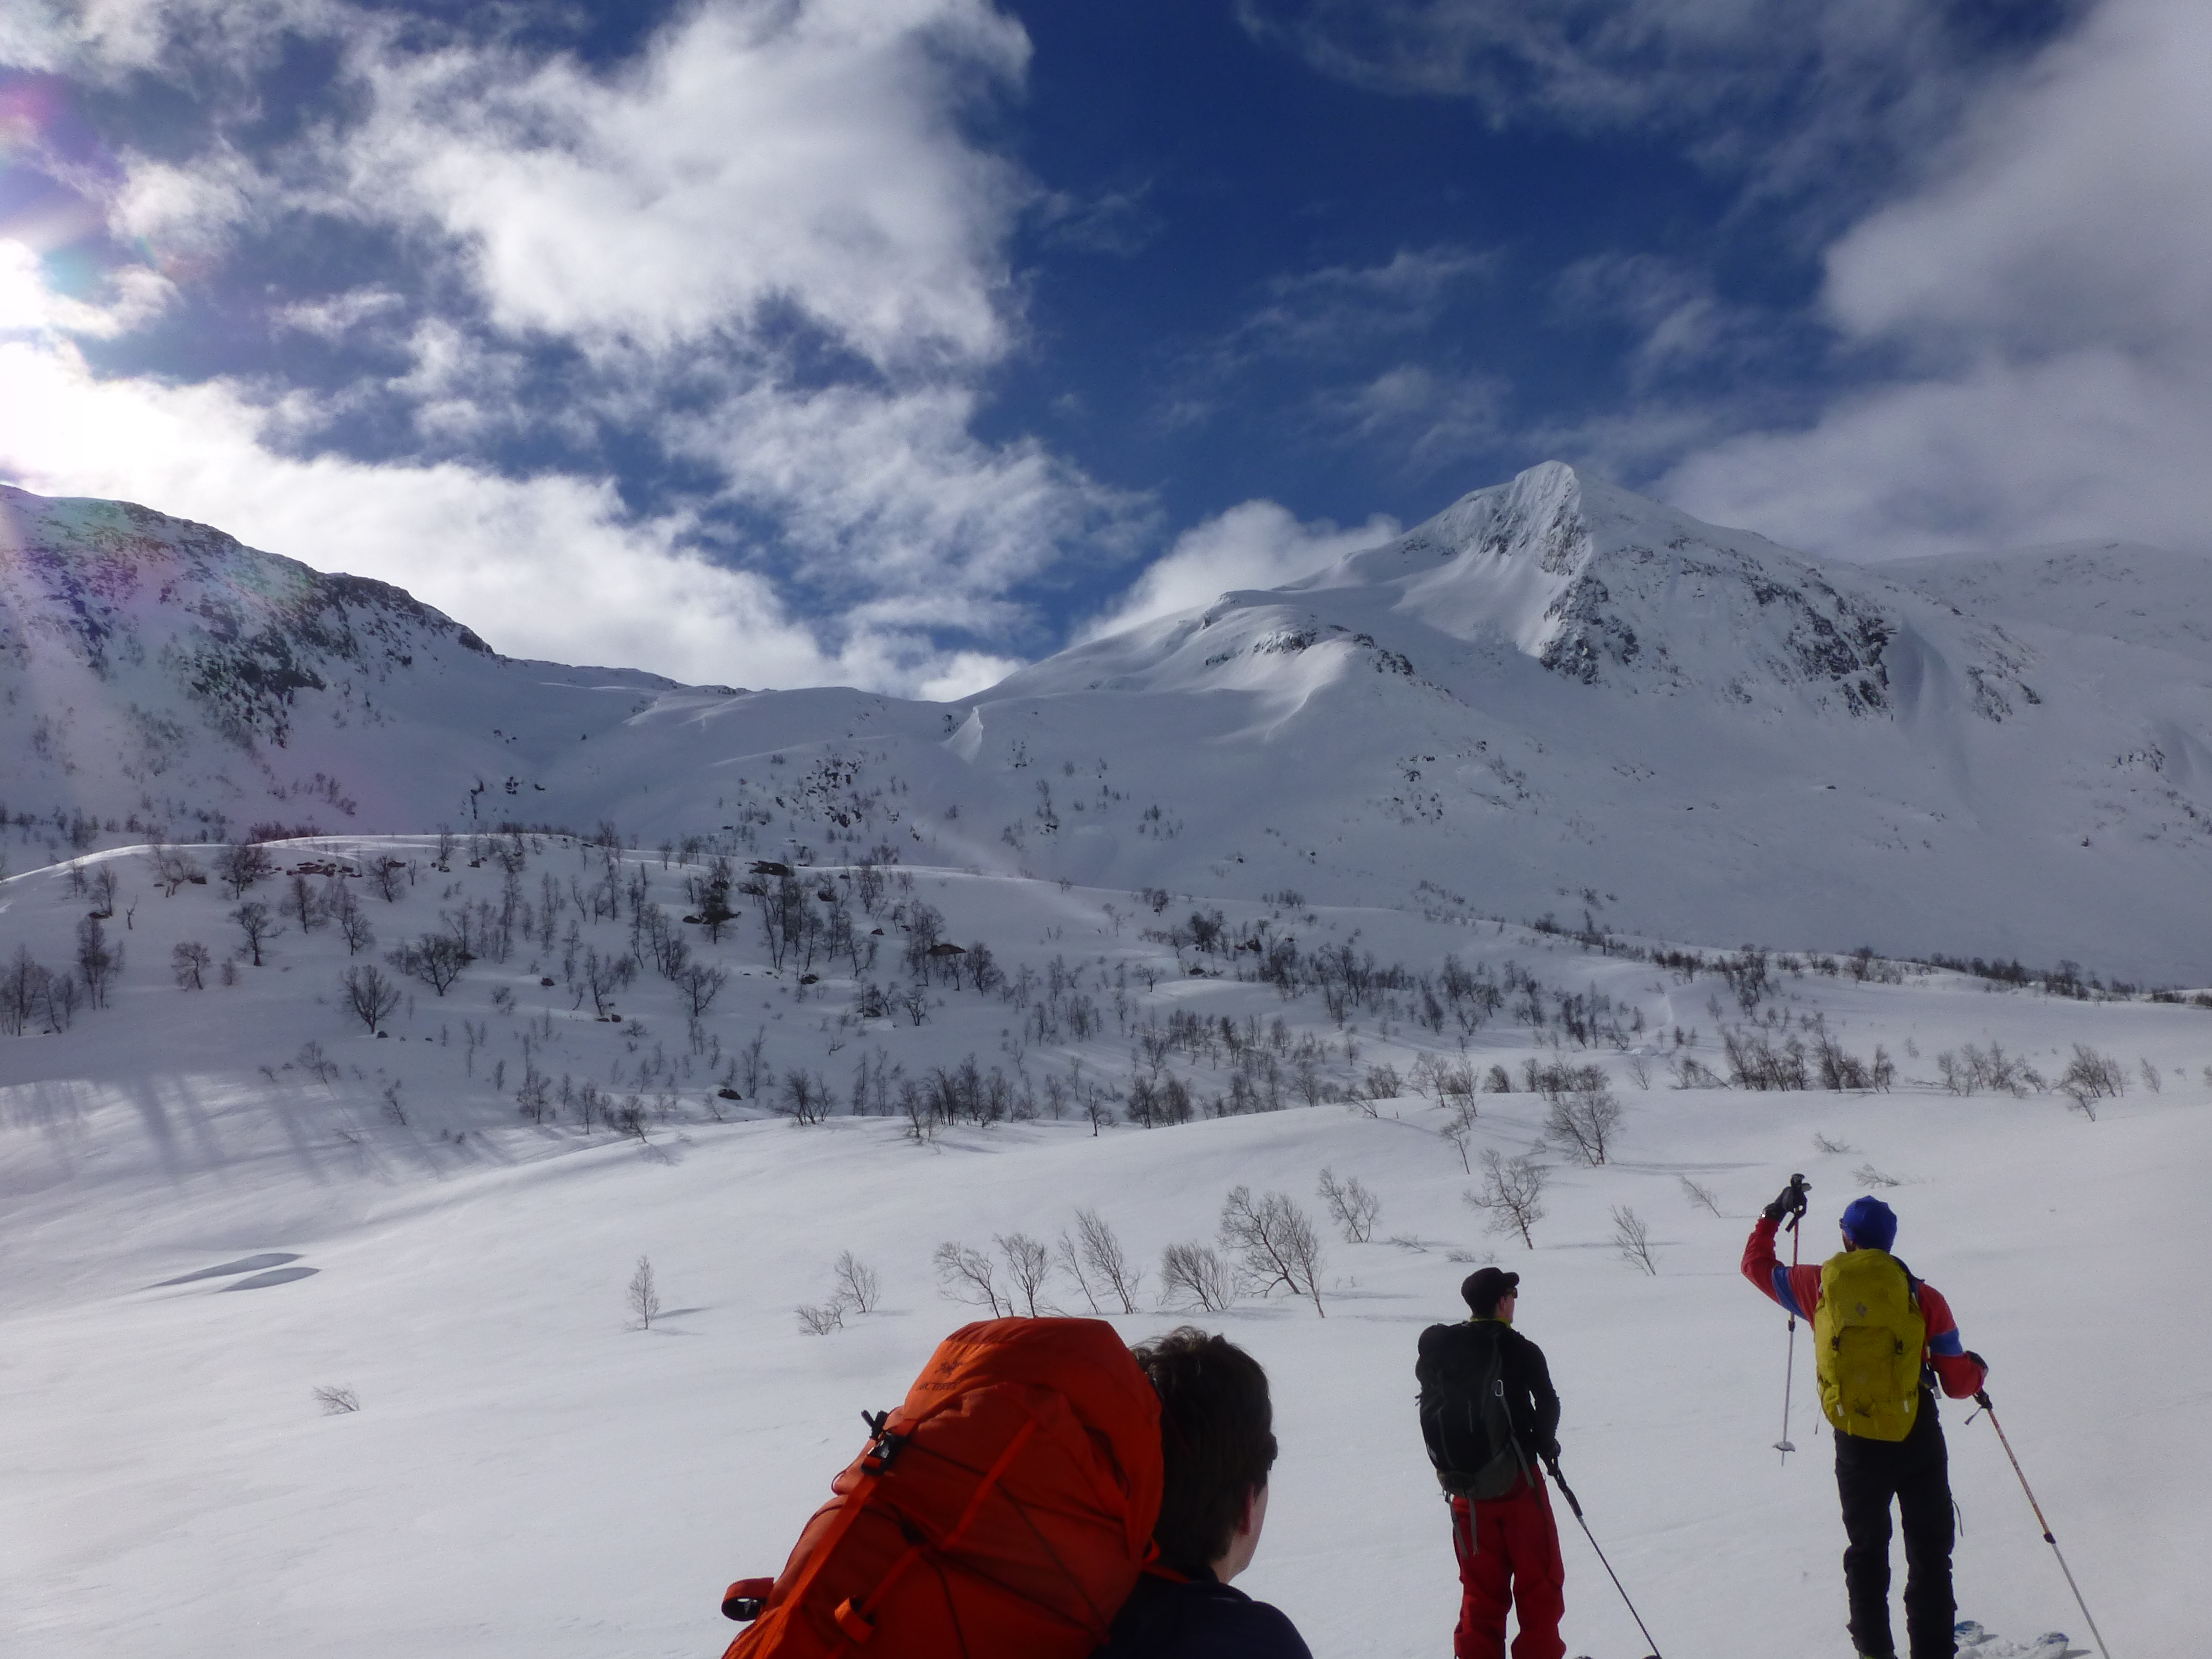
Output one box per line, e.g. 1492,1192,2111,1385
714,1316,1164,1659
1745,1183,1989,1659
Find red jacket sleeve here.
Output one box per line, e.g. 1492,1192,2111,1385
1914,1281,1988,1398
1742,1216,1822,1320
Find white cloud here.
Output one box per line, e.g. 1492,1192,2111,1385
1666,0,2212,560
671,378,1145,634
1222,245,1496,366
1078,499,1399,642
0,329,956,693
0,1,1151,693
352,0,1030,370
1822,0,2212,359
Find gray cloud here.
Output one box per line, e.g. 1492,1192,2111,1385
1668,0,2212,561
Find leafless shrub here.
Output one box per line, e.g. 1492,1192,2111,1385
1852,1162,1901,1189
626,1255,661,1330
1059,1207,1143,1313
1465,1147,1548,1248
777,1070,834,1125
1624,1055,1651,1089
1678,1176,1722,1216
1415,1054,1477,1106
1722,1028,1809,1090
1937,1043,2043,1098
1812,1131,1857,1155
934,1240,1012,1316
1483,1064,1512,1093
340,964,401,1035
996,1232,1052,1316
796,1300,846,1335
1440,1099,1477,1173
1814,1031,1894,1091
333,894,376,956
171,940,211,990
230,901,280,966
214,841,276,899
833,1250,880,1314
2057,1045,2126,1119
1610,1205,1657,1274
1219,1186,1326,1315
1159,1241,1236,1312
1543,1074,1624,1166
1317,1167,1381,1243
1670,1055,1726,1089
2138,1057,2162,1095
389,933,469,996
296,1041,339,1085
313,1385,360,1414
145,844,203,896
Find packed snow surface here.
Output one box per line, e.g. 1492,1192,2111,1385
2,835,2204,1659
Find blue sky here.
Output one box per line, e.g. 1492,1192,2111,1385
4,0,2207,694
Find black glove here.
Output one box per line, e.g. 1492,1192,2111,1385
1542,1437,1562,1464
1965,1350,1987,1375
1762,1174,1810,1223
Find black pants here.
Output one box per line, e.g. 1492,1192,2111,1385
1834,1392,1954,1659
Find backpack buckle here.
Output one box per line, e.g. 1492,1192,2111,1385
860,1409,905,1473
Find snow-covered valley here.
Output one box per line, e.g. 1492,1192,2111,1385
6,461,2211,1658
3,833,2206,1658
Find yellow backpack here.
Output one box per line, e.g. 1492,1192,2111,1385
1815,1249,1926,1441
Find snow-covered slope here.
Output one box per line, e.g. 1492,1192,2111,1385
0,484,713,841
1,837,2202,1659
973,463,2212,979
1886,539,2212,667
11,462,2212,979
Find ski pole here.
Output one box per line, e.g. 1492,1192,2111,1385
1967,1390,2114,1659
1776,1174,1807,1462
1545,1456,1663,1659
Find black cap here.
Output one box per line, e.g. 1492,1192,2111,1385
1460,1267,1520,1316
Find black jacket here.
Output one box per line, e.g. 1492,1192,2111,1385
1416,1317,1562,1472
1095,1566,1313,1659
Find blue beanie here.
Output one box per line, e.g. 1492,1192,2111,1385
1840,1196,1898,1252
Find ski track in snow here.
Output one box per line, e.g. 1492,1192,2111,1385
2,834,2204,1659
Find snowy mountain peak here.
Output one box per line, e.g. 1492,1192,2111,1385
1291,460,1914,712
1,486,496,746
0,485,694,841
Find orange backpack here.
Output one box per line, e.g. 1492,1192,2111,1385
718,1317,1163,1659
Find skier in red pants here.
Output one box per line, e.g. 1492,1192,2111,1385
1418,1268,1566,1659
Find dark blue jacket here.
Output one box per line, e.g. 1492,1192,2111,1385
1095,1565,1313,1659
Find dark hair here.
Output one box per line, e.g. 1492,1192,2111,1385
1130,1327,1278,1574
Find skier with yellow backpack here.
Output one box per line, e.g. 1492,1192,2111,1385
1744,1182,1989,1659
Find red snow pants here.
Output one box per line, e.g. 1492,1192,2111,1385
1450,1480,1566,1659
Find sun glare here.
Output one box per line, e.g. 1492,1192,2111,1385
0,239,54,333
